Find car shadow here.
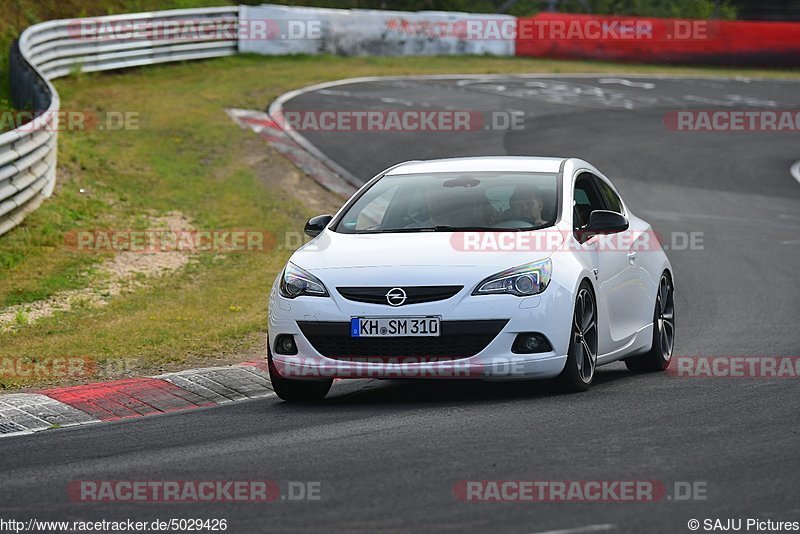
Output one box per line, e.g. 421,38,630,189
277,365,638,408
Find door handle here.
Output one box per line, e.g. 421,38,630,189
627,251,637,263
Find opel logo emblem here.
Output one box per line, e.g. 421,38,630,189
386,287,407,306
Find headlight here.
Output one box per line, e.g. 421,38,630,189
473,258,552,297
279,262,329,298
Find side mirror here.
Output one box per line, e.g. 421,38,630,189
585,210,629,234
304,214,333,238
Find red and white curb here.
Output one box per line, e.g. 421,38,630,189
0,362,274,438
226,108,357,198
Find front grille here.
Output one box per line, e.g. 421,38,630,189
297,319,508,361
336,286,463,306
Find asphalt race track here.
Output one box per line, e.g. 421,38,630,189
1,76,799,533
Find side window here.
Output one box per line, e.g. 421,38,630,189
573,174,607,229
597,178,623,214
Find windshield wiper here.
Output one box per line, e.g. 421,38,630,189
356,227,436,233
356,225,528,234
432,225,524,232
374,226,499,233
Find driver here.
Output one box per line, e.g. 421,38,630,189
504,184,546,226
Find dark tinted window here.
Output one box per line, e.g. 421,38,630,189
573,174,607,229
597,178,623,214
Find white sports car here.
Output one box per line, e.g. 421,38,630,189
268,157,675,401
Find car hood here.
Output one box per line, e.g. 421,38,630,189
290,229,562,274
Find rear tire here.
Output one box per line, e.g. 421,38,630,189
268,348,332,402
555,281,597,393
625,273,675,372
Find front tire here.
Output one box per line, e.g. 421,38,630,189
555,281,598,393
268,348,332,402
625,272,675,372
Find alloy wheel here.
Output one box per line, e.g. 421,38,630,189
573,288,598,383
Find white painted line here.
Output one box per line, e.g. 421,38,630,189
598,78,655,89
530,524,616,534
790,160,800,185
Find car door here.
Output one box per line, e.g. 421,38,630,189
572,172,635,357
595,174,654,339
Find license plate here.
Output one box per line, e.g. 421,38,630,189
350,317,440,338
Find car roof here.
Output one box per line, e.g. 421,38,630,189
383,156,567,176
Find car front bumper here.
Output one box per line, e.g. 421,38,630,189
267,277,574,381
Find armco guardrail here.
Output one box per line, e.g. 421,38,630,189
0,6,238,237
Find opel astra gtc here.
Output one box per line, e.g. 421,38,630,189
267,157,675,401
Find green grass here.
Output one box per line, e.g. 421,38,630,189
0,53,799,389
0,0,235,108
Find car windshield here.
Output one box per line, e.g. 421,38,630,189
333,172,559,234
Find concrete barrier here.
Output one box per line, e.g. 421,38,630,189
238,4,515,57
